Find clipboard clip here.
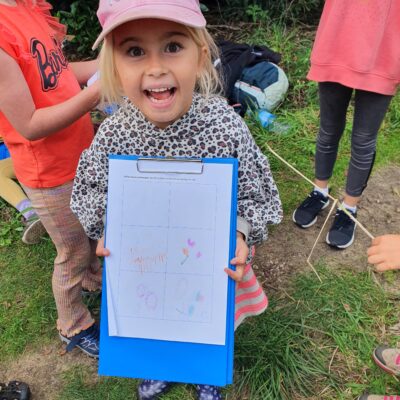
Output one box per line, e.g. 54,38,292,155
137,157,204,174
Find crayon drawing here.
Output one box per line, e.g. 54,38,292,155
164,275,212,322
167,229,214,274
117,271,164,319
105,160,234,344
121,226,168,273
180,238,203,265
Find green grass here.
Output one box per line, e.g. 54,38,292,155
0,203,56,358
0,21,399,399
55,266,399,400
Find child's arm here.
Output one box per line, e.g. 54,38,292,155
70,129,109,240
69,60,99,86
0,49,99,141
367,234,400,271
235,120,283,246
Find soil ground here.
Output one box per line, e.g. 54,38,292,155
1,165,399,399
255,165,400,293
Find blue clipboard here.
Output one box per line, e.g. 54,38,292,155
99,155,238,386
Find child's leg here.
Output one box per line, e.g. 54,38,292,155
293,83,353,229
344,89,392,203
314,82,353,185
0,158,36,220
22,181,102,337
81,238,102,292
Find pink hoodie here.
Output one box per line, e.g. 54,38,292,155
308,0,400,95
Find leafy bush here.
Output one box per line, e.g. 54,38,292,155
56,0,100,59
211,0,324,25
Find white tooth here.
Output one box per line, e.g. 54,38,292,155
148,87,171,93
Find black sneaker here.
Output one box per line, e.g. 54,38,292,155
292,190,330,228
326,208,357,249
59,323,100,358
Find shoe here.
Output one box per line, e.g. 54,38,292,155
372,345,400,376
195,384,223,400
0,380,31,400
326,208,356,249
138,380,172,400
21,218,46,245
59,323,99,358
358,394,400,400
292,190,329,228
81,288,102,298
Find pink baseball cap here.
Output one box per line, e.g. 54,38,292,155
92,0,207,50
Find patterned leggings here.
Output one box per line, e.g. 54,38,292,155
22,180,102,337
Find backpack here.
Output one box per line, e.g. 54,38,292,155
216,40,289,115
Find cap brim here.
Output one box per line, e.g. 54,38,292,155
92,5,206,50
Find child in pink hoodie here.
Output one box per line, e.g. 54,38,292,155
292,0,400,250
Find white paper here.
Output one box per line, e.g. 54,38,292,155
105,158,234,345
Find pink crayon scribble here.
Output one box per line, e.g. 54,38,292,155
187,238,195,247
196,251,202,259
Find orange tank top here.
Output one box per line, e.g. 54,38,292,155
0,1,94,188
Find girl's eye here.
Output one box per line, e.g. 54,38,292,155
165,42,183,53
128,47,144,57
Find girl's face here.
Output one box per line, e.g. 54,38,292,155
113,19,206,129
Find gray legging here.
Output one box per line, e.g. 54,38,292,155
315,82,392,197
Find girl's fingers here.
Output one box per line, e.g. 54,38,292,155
96,237,110,257
230,256,246,265
367,253,385,265
367,245,378,256
224,266,245,282
371,236,382,246
375,262,393,272
96,247,110,257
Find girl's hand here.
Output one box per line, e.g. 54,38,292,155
367,234,400,272
224,232,249,282
96,236,110,257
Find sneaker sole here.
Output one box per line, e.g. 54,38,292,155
59,333,99,359
22,219,47,245
326,225,356,249
292,199,330,229
372,350,400,376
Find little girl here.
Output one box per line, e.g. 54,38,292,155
71,0,282,398
0,0,102,357
293,0,400,249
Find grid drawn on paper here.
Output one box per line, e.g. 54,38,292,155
116,178,218,324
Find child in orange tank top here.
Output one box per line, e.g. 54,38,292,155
0,0,101,357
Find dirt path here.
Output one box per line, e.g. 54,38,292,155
1,165,399,400
0,343,97,400
255,165,400,291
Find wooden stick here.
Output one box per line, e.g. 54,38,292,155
306,199,338,282
265,143,336,201
265,143,375,240
337,203,374,240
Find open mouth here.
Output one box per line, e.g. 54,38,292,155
144,87,176,103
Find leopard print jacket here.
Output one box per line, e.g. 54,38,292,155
71,94,282,246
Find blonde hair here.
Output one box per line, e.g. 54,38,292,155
98,25,222,106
